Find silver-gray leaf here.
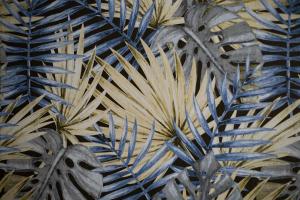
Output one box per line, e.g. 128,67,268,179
151,3,262,87
2,129,103,200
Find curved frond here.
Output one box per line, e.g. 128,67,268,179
0,0,78,104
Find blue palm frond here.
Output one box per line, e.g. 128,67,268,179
33,0,154,69
85,113,176,200
169,60,275,168
246,0,300,105
1,0,154,104
0,0,78,105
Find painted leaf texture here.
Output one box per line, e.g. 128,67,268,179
150,2,263,87
0,0,154,104
0,0,300,200
0,129,103,199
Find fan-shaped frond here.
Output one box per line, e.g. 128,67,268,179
42,26,107,144
95,41,218,169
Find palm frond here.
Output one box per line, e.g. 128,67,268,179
84,114,176,200
245,0,300,105
0,172,32,200
0,0,155,104
43,25,107,144
234,176,294,200
95,40,217,169
104,0,184,27
0,0,79,104
31,0,155,66
169,61,276,166
0,95,53,161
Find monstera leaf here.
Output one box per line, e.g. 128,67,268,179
151,3,262,86
260,163,300,199
153,152,242,200
0,129,103,200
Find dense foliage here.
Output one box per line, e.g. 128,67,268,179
0,0,299,199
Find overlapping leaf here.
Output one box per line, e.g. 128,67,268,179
0,129,103,200
0,0,78,104
151,2,262,87
0,95,52,160
153,152,242,200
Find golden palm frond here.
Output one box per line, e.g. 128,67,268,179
0,172,32,200
94,40,218,171
0,95,52,161
233,176,291,200
43,26,107,145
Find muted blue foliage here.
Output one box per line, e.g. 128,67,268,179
247,0,300,104
169,59,274,169
85,113,176,200
1,0,154,105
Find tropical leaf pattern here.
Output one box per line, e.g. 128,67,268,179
0,0,299,199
